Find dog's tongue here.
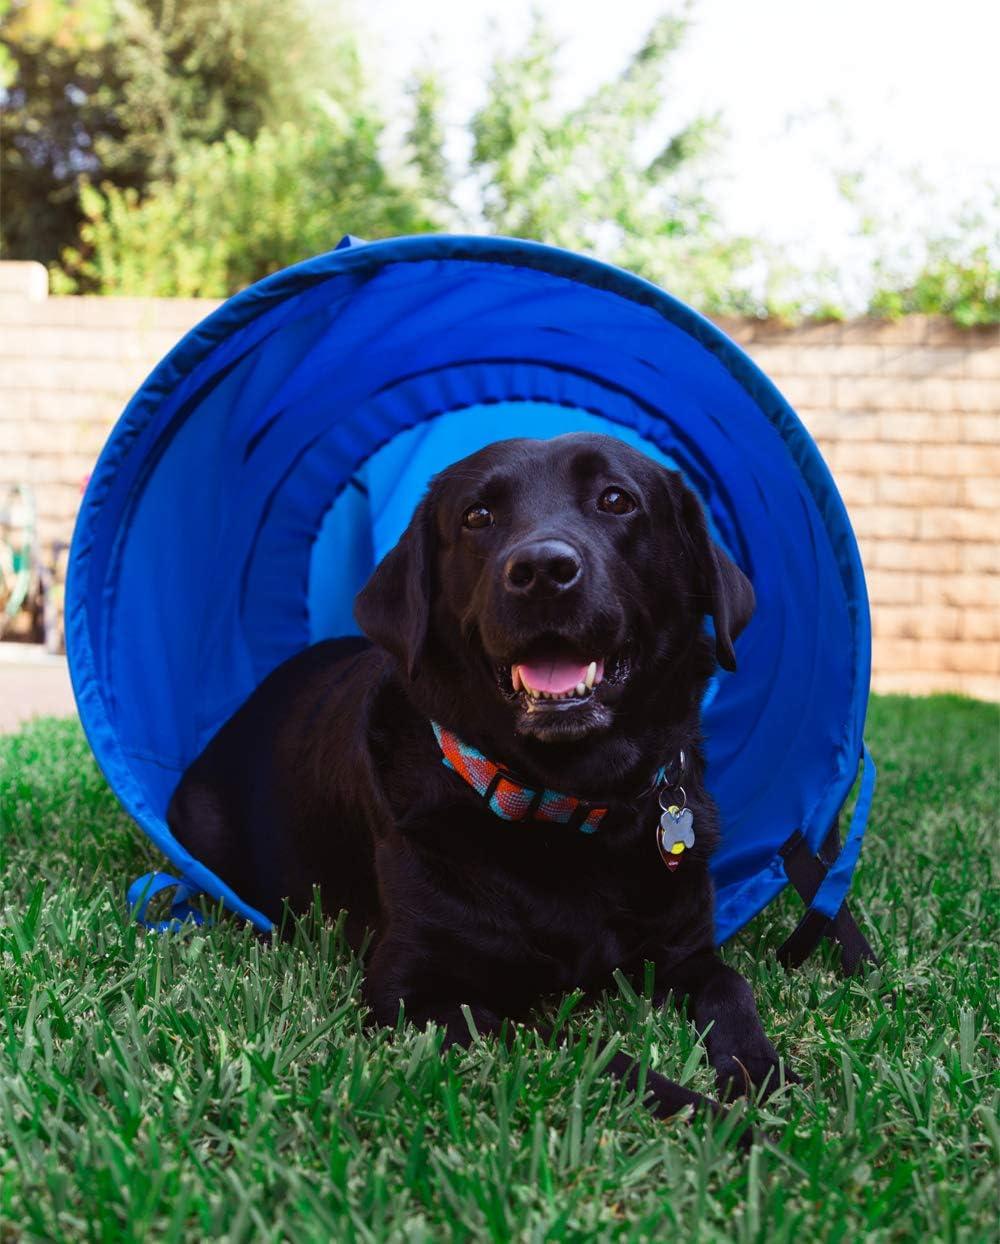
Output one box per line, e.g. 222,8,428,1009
516,657,591,694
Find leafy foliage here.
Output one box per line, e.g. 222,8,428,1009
842,166,1000,327
870,243,1000,327
470,14,758,316
7,4,752,303
55,111,440,297
3,2,995,323
0,0,370,266
0,696,998,1237
1,0,126,263
404,68,454,215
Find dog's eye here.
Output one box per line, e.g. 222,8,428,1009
597,487,637,515
462,504,494,530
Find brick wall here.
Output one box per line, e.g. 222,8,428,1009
2,261,997,699
0,263,221,551
717,317,999,701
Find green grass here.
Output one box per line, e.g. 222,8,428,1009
0,695,997,1242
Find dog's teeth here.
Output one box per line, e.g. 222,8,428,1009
511,665,522,693
585,661,597,689
575,682,586,696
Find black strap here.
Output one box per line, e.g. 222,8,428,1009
777,824,877,975
566,801,600,832
830,904,876,976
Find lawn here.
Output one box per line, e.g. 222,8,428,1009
0,695,997,1242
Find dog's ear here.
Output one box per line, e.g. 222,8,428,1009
674,477,755,672
353,496,435,680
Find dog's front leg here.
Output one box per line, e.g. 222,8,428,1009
363,931,505,1047
365,940,749,1143
598,1048,731,1124
658,951,793,1101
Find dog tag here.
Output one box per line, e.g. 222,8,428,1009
657,805,695,871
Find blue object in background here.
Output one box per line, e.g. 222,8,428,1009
66,234,874,964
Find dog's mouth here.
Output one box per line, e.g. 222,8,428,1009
494,639,632,710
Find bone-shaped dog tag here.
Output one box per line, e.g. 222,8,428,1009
657,805,695,871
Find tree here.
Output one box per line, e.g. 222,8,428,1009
404,67,454,215
1,0,366,263
470,13,758,314
1,0,126,262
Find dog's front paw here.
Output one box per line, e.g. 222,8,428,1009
713,1042,798,1102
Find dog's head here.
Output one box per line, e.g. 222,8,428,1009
354,433,753,750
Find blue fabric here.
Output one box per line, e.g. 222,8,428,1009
812,744,877,919
66,233,872,945
127,871,205,931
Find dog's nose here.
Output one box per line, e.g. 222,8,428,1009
504,539,583,596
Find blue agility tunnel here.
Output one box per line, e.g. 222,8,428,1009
67,234,876,969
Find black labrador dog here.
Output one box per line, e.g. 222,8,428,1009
169,432,790,1128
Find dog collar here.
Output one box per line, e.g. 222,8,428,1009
431,721,611,833
432,721,694,865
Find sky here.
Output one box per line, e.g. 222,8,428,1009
353,0,1000,310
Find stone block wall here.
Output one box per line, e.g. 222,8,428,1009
717,317,999,701
2,261,997,698
0,263,221,551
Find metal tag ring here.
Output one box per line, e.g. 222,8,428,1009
658,784,687,813
660,748,687,789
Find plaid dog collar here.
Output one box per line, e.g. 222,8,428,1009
431,720,610,833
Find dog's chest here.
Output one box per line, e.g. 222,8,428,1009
424,815,709,996
530,852,698,983
510,875,655,991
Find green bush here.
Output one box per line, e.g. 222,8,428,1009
870,244,1000,327
54,114,440,297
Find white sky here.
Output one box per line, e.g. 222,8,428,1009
352,0,1000,307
